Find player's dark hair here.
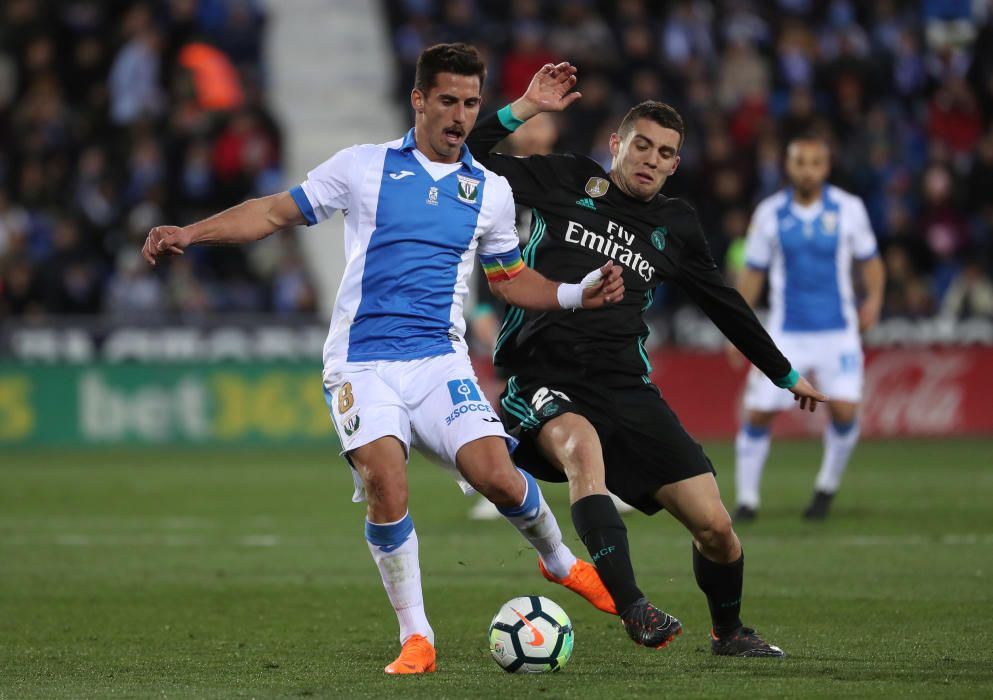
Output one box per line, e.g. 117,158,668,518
414,43,486,94
618,101,685,149
787,129,831,150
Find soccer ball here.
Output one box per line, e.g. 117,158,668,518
488,596,574,673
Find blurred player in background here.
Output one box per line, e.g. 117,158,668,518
142,43,624,675
468,63,826,656
730,133,885,522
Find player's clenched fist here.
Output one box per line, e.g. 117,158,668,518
142,225,191,266
580,261,625,309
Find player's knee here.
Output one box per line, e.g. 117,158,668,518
563,440,600,471
829,401,859,425
745,410,776,429
694,513,735,554
362,471,407,513
473,467,525,508
542,415,603,474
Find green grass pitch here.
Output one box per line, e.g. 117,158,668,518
2,439,992,698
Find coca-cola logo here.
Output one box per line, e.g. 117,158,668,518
862,351,968,435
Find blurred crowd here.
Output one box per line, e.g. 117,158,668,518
384,0,993,322
0,0,317,321
4,1,993,327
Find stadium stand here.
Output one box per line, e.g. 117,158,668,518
0,0,317,320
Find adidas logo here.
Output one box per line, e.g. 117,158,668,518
576,197,596,210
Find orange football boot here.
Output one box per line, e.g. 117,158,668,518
384,634,436,675
539,558,618,615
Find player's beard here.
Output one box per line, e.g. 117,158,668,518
792,174,824,200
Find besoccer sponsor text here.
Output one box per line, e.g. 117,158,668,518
445,401,496,426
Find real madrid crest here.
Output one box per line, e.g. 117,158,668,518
651,227,667,251
585,177,610,198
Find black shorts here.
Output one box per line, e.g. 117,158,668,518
498,374,716,515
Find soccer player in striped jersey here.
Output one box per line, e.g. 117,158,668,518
142,43,624,675
730,133,885,522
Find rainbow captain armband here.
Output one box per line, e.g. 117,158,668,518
480,249,525,283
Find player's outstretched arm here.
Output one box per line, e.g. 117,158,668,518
790,375,829,412
142,191,305,266
724,266,767,368
489,261,624,311
673,205,815,399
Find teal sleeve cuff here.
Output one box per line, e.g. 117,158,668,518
470,303,495,319
775,368,799,389
497,104,525,132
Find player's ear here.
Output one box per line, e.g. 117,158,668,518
608,132,620,157
411,88,425,114
669,154,680,176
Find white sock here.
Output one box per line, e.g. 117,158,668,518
365,512,434,646
497,469,577,579
815,421,860,494
735,424,771,509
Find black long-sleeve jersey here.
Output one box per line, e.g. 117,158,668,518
467,110,793,387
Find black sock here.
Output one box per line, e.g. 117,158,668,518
692,544,744,637
571,494,643,613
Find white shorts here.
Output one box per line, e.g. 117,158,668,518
322,348,514,502
744,331,863,411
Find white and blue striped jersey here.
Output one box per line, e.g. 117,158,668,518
289,128,519,369
744,184,878,336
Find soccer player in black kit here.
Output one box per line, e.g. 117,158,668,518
467,63,827,657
